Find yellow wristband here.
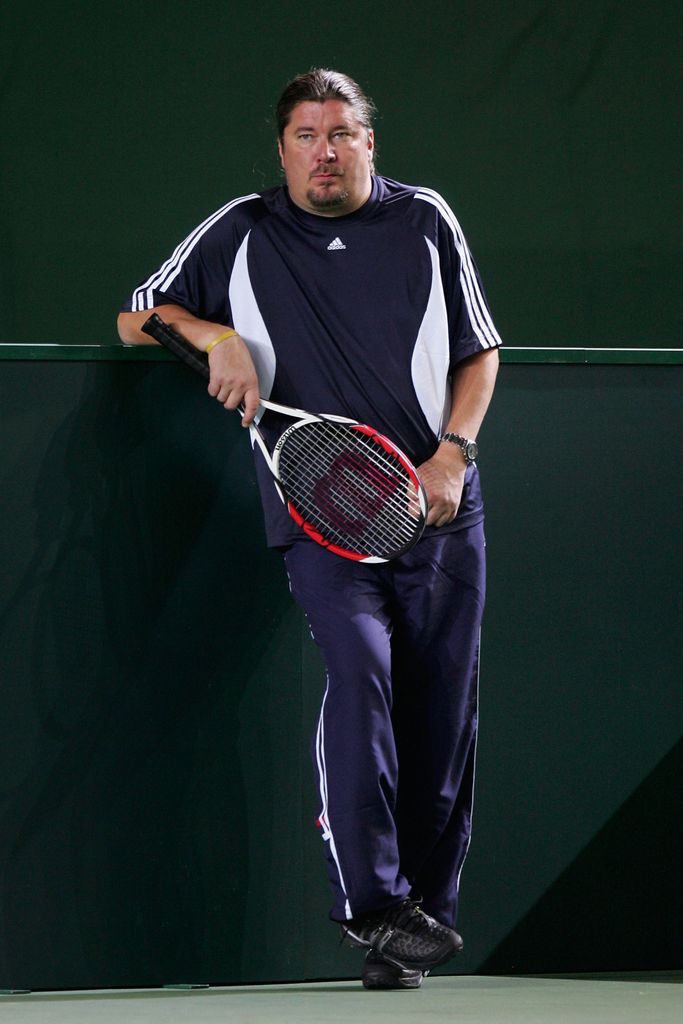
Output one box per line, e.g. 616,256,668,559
206,329,238,354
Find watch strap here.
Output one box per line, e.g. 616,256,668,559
440,432,478,463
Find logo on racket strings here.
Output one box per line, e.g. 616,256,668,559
312,451,402,535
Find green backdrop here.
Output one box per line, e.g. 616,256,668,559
1,0,680,347
1,0,681,992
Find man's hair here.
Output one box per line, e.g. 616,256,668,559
276,68,377,169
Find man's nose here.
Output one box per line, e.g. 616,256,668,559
315,136,337,162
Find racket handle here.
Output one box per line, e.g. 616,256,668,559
142,313,249,418
141,313,210,379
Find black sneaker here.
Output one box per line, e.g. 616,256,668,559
341,899,463,971
362,949,425,990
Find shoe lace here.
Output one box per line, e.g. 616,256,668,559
340,898,436,947
382,899,435,935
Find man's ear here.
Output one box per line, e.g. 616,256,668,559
277,138,284,170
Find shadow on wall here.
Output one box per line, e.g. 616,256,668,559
480,738,683,975
0,361,285,989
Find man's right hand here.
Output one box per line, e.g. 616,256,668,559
207,333,260,426
117,305,260,426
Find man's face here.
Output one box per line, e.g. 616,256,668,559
278,99,374,217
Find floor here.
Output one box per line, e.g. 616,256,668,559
1,974,681,1024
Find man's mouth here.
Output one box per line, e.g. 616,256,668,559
311,168,342,180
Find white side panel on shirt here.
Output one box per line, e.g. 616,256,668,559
229,231,277,413
410,236,451,436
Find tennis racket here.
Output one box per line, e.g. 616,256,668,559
141,313,427,562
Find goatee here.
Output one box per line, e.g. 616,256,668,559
306,187,350,210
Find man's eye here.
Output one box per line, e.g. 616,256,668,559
298,133,314,141
333,131,350,139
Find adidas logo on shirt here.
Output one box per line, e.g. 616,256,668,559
327,237,346,251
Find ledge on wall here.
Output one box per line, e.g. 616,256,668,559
0,345,681,365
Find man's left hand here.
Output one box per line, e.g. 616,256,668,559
417,445,467,527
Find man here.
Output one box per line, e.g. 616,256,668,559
118,68,500,990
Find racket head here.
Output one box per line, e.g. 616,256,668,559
272,419,427,562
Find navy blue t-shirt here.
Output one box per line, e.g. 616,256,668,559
123,176,502,547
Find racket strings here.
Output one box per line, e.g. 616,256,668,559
282,429,418,528
282,423,421,516
290,443,419,529
278,421,424,558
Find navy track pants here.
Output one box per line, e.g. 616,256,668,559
283,521,486,929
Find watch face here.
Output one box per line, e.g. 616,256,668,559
465,441,479,462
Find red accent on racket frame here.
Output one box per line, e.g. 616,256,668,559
350,424,423,490
287,502,374,562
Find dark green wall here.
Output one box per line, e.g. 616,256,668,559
0,357,681,989
1,0,680,347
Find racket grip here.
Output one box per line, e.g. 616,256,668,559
142,313,251,420
141,313,210,379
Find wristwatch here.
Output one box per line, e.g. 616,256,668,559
440,432,479,464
